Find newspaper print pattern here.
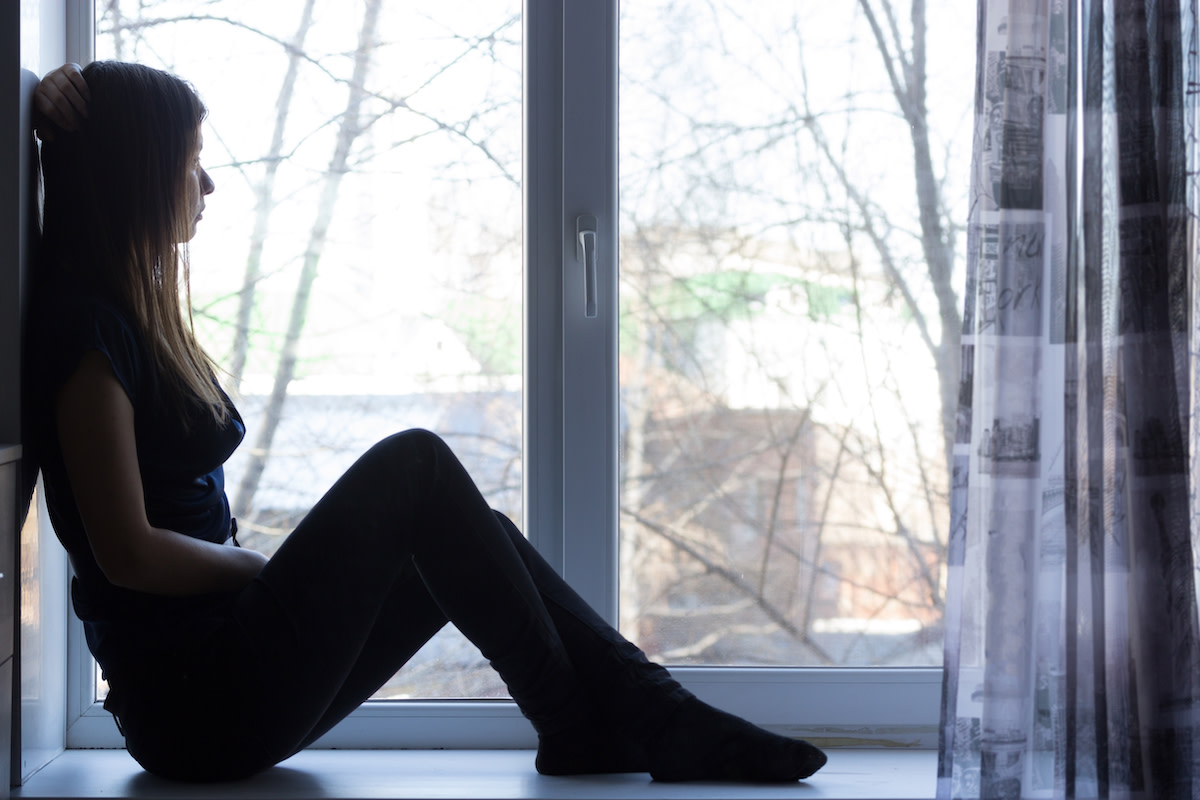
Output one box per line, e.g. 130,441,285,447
939,2,1200,798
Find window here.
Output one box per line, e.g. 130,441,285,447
55,0,971,749
615,2,976,673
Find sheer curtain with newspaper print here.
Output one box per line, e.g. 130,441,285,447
939,1,1200,798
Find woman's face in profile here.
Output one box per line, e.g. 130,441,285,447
182,129,215,241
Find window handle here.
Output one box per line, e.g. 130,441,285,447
576,215,598,318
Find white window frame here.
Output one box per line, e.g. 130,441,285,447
51,0,942,752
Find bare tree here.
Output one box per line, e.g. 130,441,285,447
102,0,126,58
226,0,317,389
856,0,961,470
231,0,384,519
615,0,965,665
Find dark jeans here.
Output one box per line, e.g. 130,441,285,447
102,429,689,782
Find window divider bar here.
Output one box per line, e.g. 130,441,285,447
65,0,95,64
559,0,619,625
523,0,566,575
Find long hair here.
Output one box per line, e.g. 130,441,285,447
39,61,227,426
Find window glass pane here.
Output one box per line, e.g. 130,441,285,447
94,0,521,699
618,2,974,666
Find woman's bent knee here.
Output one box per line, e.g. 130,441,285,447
358,429,458,491
363,428,446,466
380,428,446,454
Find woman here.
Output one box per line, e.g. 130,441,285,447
28,61,828,783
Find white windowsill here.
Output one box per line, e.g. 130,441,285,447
15,749,936,800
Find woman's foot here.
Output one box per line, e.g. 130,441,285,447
645,697,827,782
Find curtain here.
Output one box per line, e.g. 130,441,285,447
939,1,1200,798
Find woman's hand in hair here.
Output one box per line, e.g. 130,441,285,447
33,63,90,141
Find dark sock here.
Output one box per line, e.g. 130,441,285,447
534,713,648,776
535,731,646,776
645,697,827,783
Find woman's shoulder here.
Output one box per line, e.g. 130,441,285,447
34,285,134,331
29,285,147,401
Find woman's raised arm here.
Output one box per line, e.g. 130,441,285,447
33,63,89,141
56,351,268,596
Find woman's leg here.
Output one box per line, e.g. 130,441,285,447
491,513,827,782
117,428,824,782
118,561,452,781
280,565,451,753
233,429,826,782
278,509,688,773
120,429,591,780
291,509,693,774
242,429,594,740
492,513,688,726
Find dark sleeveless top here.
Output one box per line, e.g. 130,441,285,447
26,288,245,666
